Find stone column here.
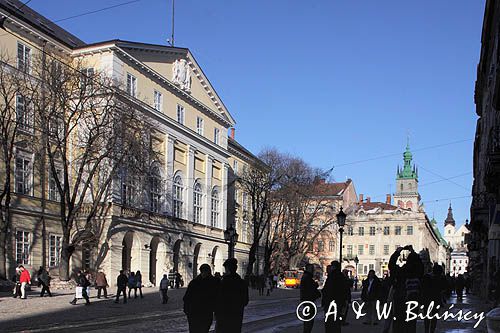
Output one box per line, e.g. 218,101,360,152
186,145,196,222
221,163,229,230
109,244,123,287
205,155,213,226
165,134,176,215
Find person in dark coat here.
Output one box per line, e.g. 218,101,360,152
70,270,90,305
300,264,321,333
422,264,448,333
455,274,466,301
37,266,52,297
183,264,219,333
115,270,128,304
388,246,424,333
215,258,249,333
361,269,381,325
95,271,108,299
322,261,349,333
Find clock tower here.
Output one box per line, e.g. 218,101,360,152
393,142,420,211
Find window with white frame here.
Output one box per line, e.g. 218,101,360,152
16,230,30,265
242,219,248,243
150,168,162,213
407,225,413,235
211,187,220,227
154,90,163,111
122,175,139,207
15,155,32,195
347,245,353,256
369,244,375,255
81,67,94,93
126,73,137,97
177,105,185,125
214,128,220,145
16,94,32,131
329,240,334,252
17,42,31,73
173,175,183,218
196,117,204,135
384,244,389,255
193,182,203,224
242,192,248,214
49,234,61,267
233,160,238,174
48,168,62,201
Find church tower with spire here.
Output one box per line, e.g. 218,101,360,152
444,203,457,240
393,141,420,211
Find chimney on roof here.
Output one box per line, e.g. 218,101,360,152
367,197,371,203
386,194,391,205
230,128,235,139
359,194,363,204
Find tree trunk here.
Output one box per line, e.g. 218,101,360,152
59,243,72,281
0,228,7,279
263,243,272,276
245,243,257,277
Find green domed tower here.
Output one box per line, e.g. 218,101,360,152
393,140,420,211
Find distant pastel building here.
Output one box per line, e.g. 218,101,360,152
443,204,470,277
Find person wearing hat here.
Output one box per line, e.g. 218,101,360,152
183,264,219,333
215,258,249,333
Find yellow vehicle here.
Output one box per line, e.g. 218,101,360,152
284,270,304,288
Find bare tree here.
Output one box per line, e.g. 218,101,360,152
27,54,152,280
0,54,28,279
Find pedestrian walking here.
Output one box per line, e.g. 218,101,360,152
19,265,31,299
128,271,137,298
265,275,272,296
273,274,278,289
300,264,321,333
70,270,91,305
456,274,466,301
168,270,176,288
422,264,448,333
37,266,52,297
257,275,265,296
322,261,349,333
388,245,424,333
175,272,182,289
183,264,219,333
115,270,128,304
135,270,144,298
95,271,108,299
12,267,21,298
215,258,249,333
160,274,169,304
361,269,381,325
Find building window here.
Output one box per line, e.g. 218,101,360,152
193,182,203,224
173,175,183,218
329,240,334,252
122,175,139,207
364,265,368,275
81,67,94,93
242,192,248,213
383,226,390,235
318,240,324,252
214,128,220,145
358,227,364,236
407,226,413,235
153,90,163,111
357,264,363,275
369,264,374,271
15,156,32,195
49,235,61,267
233,160,238,174
211,187,220,228
149,168,162,213
347,227,354,236
395,226,402,235
242,219,248,243
358,245,364,255
347,245,353,256
196,117,204,135
48,168,62,201
16,230,30,265
126,73,137,97
177,104,185,125
16,94,32,131
384,244,389,255
369,226,376,236
17,42,31,73
82,243,91,270
369,245,375,255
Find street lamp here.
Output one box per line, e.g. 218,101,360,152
224,224,239,259
337,206,346,265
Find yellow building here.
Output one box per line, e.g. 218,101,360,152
0,1,262,285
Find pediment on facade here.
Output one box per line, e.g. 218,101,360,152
115,42,235,126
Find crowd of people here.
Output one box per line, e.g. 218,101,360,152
300,245,473,333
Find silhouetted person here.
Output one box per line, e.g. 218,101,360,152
95,271,108,299
175,272,182,289
361,270,381,325
12,267,21,298
37,266,52,297
341,269,352,326
456,274,465,301
160,274,169,304
128,271,137,298
70,270,90,305
184,264,219,333
300,264,321,333
135,270,144,298
422,264,448,333
389,246,424,333
115,270,128,304
215,258,249,333
257,275,265,296
322,261,349,333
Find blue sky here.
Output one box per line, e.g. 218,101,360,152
30,0,485,232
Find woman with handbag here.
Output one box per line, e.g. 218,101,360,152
135,271,144,298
